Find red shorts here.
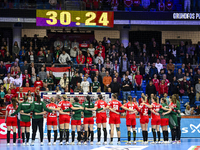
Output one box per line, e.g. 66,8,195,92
151,118,161,125
126,117,136,127
20,121,31,127
109,115,121,124
96,115,107,124
84,117,94,124
161,118,169,126
6,117,17,126
71,120,81,125
47,117,58,126
59,115,70,124
140,116,149,124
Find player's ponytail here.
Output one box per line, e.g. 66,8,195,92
98,94,103,100
112,94,117,99
172,95,177,104
11,98,17,110
23,95,28,102
162,98,167,105
36,95,41,104
128,96,132,106
86,95,91,108
74,97,79,102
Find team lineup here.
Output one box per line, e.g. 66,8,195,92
5,93,181,146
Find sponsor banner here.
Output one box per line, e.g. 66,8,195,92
1,118,200,139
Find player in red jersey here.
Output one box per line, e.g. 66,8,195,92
94,94,108,145
141,96,169,144
5,98,18,146
139,96,149,144
122,96,140,145
57,95,82,145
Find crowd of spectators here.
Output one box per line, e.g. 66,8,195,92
1,34,200,115
1,0,200,12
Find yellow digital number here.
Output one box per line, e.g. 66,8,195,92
99,12,109,26
85,12,96,26
60,11,71,25
46,11,57,25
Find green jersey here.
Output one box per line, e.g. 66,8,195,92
24,101,52,119
82,101,103,118
176,101,181,117
11,102,31,122
92,81,100,92
43,78,53,89
64,102,82,120
159,103,169,119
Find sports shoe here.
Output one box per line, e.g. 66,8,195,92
22,143,26,146
109,141,113,145
157,141,161,144
90,142,93,145
84,142,87,145
77,142,81,145
40,142,44,146
167,141,171,144
30,141,34,146
65,142,69,145
48,142,51,146
103,141,107,145
13,143,16,146
132,141,136,144
53,142,56,145
26,143,29,146
177,140,181,144
172,141,177,144
125,141,131,145
144,141,148,144
117,141,121,145
70,142,75,145
7,143,10,146
59,142,63,145
96,142,101,145
151,141,156,144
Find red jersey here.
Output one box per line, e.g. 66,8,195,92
34,80,43,87
124,0,133,7
131,65,137,72
22,74,31,81
91,68,98,72
76,54,85,64
112,0,118,6
11,71,19,77
139,102,149,119
159,83,168,95
95,50,105,59
108,100,122,116
6,104,18,118
164,79,170,85
93,0,99,9
135,75,143,85
83,67,91,75
159,2,165,11
58,100,72,116
86,57,93,65
133,0,140,6
124,102,139,119
95,100,107,116
151,102,162,119
152,78,160,91
166,1,173,10
11,88,17,95
17,92,25,102
4,94,14,102
46,103,58,118
169,102,177,112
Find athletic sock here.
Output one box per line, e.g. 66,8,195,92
7,131,10,143
133,131,136,141
84,131,87,142
13,132,16,143
97,128,101,142
91,131,94,142
78,131,81,142
171,129,176,141
48,130,51,143
22,133,25,143
142,131,145,142
103,128,107,142
163,131,166,141
60,129,63,142
152,129,156,142
157,131,160,141
146,131,148,141
166,131,169,141
72,131,75,142
54,130,57,142
118,138,120,142
128,131,131,141
65,129,69,142
111,138,113,142
26,132,30,143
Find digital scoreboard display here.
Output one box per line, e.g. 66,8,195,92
36,10,114,28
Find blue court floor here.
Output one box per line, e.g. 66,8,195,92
1,138,199,150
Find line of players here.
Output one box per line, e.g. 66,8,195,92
5,93,181,146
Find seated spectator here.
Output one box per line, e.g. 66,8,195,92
149,0,156,11
40,83,49,91
60,73,69,91
146,80,156,98
149,63,158,80
0,52,3,62
142,0,150,10
38,67,47,81
54,46,61,63
195,105,200,115
59,50,71,64
167,69,174,83
64,86,73,92
43,73,54,91
37,47,46,56
176,68,184,81
23,74,32,87
55,86,61,92
110,77,120,94
74,83,83,92
133,0,141,11
165,0,173,11
167,59,175,72
155,59,163,73
3,79,11,92
12,41,20,61
195,79,200,101
179,76,190,96
130,61,137,74
19,45,26,61
86,53,93,65
97,59,104,72
3,73,14,84
152,74,160,92
84,73,92,84
135,71,143,91
71,72,82,90
124,0,133,11
83,63,91,75
22,70,31,81
158,0,165,11
45,50,53,64
103,71,112,92
4,51,12,63
34,76,43,87
185,105,195,115
13,75,22,87
91,76,101,92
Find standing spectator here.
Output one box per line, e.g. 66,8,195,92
195,79,200,101
95,53,104,64
114,72,121,85
103,71,112,92
93,0,100,10
23,75,32,87
60,73,69,91
149,63,158,80
133,0,141,11
149,0,156,11
120,55,129,76
184,0,190,12
86,53,93,65
180,76,190,96
63,37,71,54
91,76,101,92
0,61,7,80
146,80,156,98
167,59,175,72
110,77,120,94
71,72,82,90
165,0,173,11
45,50,53,64
13,75,22,87
12,41,20,61
54,38,63,50
87,44,95,57
81,77,90,93
54,46,61,63
4,51,12,63
113,60,119,73
188,87,195,105
122,75,132,100
38,67,47,81
158,0,165,11
159,80,168,97
70,44,79,64
0,85,5,107
152,74,160,92
135,71,143,91
19,45,26,62
97,59,104,72
177,41,186,63
59,50,71,64
138,62,145,78
142,0,150,10
185,105,194,115
124,0,133,11
155,59,163,73
111,0,119,10
126,42,134,56
85,73,93,84
83,63,91,75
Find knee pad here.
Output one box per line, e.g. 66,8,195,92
116,127,120,132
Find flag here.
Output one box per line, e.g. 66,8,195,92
46,67,71,79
